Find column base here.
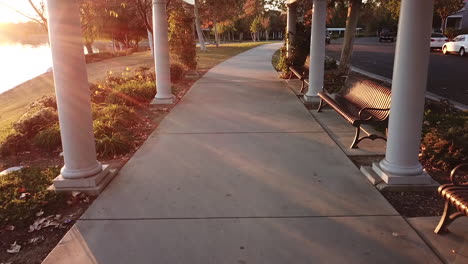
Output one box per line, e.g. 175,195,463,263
50,165,118,196
302,94,321,108
360,165,439,191
303,94,320,103
369,161,433,185
151,95,175,105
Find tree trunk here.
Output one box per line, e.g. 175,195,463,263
214,19,219,47
338,0,362,74
194,0,206,51
265,30,269,41
441,17,446,32
239,32,243,42
85,43,93,54
147,29,154,57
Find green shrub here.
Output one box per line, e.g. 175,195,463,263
14,107,58,136
0,132,30,156
168,0,197,70
26,96,57,111
94,129,133,159
94,104,138,128
33,124,62,151
105,80,156,106
277,46,290,74
420,100,468,174
90,83,112,104
0,167,66,227
170,62,186,83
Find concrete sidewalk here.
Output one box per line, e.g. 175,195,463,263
43,43,441,264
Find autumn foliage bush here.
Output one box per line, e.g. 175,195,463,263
420,100,468,179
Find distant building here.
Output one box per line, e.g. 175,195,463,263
446,0,468,31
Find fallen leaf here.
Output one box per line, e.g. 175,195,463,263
36,210,44,217
19,192,30,199
29,236,45,244
4,225,15,231
6,241,21,254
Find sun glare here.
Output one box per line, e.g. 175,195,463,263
0,1,34,23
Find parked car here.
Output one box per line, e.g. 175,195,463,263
430,33,449,49
442,34,468,56
379,29,395,42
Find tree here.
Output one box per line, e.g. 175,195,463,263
250,15,263,41
80,0,100,54
168,0,197,69
261,16,271,41
201,0,243,47
338,0,362,74
130,0,155,56
194,0,207,51
434,0,465,31
100,0,147,49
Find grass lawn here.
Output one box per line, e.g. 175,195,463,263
0,41,279,142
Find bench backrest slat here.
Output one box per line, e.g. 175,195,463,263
343,75,391,121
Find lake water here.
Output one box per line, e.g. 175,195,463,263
0,42,53,94
0,41,109,95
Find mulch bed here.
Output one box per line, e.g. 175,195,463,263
0,195,95,264
349,155,447,218
0,71,201,264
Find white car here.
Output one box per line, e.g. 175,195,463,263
442,34,468,56
430,33,448,49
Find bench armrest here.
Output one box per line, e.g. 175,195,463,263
358,107,390,121
450,163,468,186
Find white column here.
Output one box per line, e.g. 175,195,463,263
372,0,434,185
46,0,102,179
152,0,174,104
305,0,326,100
286,2,297,57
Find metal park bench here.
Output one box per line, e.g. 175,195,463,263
317,75,391,148
434,163,468,234
288,56,310,94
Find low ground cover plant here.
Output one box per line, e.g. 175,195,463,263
0,167,65,227
0,66,184,159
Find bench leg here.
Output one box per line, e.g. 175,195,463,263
350,126,387,149
299,80,306,94
317,99,326,113
350,126,361,149
434,201,464,234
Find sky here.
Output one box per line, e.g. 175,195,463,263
0,0,36,23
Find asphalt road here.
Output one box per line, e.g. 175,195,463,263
326,37,468,106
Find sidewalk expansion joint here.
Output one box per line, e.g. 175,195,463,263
79,214,400,221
